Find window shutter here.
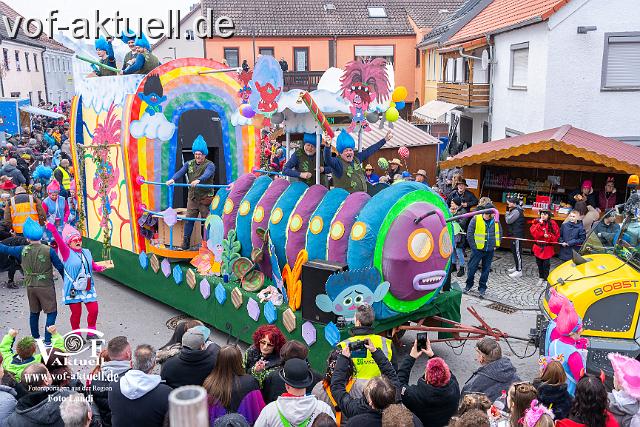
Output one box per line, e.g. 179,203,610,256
511,48,528,87
605,36,640,87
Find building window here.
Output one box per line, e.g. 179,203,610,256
185,29,195,40
14,51,20,71
10,92,19,97
25,52,30,71
33,53,38,71
57,58,61,72
38,91,43,102
223,48,239,67
293,47,309,72
505,127,524,138
354,45,394,65
602,32,640,90
416,49,421,67
2,49,8,70
367,7,387,18
510,42,529,89
259,47,274,57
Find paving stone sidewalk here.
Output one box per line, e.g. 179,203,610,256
452,249,562,310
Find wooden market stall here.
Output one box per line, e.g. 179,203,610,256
439,125,640,249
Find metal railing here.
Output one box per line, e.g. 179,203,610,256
138,178,229,250
283,71,325,91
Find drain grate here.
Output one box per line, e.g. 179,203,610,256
165,314,191,330
486,302,518,314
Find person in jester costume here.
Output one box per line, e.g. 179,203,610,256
0,218,64,345
323,130,391,193
282,133,331,187
91,36,117,77
166,135,216,249
122,33,160,75
67,180,78,227
120,29,137,70
42,180,69,240
46,221,113,339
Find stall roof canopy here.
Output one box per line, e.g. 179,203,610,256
440,125,640,175
413,100,459,121
19,106,65,119
361,118,440,149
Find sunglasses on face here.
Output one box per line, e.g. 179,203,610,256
69,238,82,245
259,340,274,347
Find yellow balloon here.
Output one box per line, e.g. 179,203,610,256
390,101,396,108
392,86,408,102
385,107,400,122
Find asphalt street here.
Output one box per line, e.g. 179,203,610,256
0,271,541,386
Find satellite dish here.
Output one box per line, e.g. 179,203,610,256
481,50,489,70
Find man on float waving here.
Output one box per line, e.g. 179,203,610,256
322,129,392,193
282,133,332,187
166,135,216,250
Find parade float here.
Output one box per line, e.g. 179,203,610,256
68,56,466,368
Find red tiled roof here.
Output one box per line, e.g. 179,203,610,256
440,125,640,174
446,0,570,45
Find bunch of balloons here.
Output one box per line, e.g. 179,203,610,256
398,146,410,159
377,157,389,170
385,86,408,123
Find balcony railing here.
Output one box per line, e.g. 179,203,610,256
283,71,325,91
437,82,489,108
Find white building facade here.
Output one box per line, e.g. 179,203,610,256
42,49,75,104
152,6,204,63
0,40,46,105
490,0,640,144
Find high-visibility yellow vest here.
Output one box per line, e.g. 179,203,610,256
55,166,71,190
474,218,501,250
10,196,39,234
339,334,393,379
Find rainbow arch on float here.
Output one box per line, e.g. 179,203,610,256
123,58,261,252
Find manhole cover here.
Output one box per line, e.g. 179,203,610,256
486,302,518,314
166,314,191,330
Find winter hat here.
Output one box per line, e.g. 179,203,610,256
62,224,82,245
303,133,316,146
608,353,640,399
336,131,355,154
191,135,208,156
23,217,44,241
425,357,451,387
401,171,411,178
47,180,60,194
134,34,151,51
582,180,592,190
182,327,205,349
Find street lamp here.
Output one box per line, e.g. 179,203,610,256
168,47,177,59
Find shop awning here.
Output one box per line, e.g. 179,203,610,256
19,105,65,119
440,124,640,175
412,100,459,121
361,118,440,149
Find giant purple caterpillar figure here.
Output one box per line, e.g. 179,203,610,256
207,174,454,318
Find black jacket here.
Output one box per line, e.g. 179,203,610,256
505,205,525,238
559,221,586,261
6,388,72,427
87,361,130,427
534,380,572,420
398,356,460,427
331,349,400,421
160,344,220,388
446,189,478,209
461,357,521,402
261,362,322,404
346,410,424,427
108,375,171,427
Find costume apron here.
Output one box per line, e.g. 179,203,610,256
62,248,97,305
548,338,587,396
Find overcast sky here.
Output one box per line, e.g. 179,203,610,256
7,0,195,39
